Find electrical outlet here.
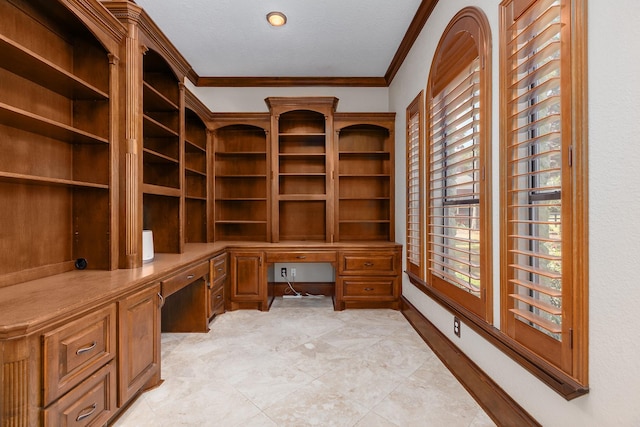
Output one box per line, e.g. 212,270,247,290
291,267,296,277
454,317,461,338
280,267,287,277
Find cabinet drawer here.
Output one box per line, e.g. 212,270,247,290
211,253,227,281
341,278,396,298
266,251,337,263
209,281,225,317
162,260,210,297
340,252,398,275
44,362,116,427
43,304,116,405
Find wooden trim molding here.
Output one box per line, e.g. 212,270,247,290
195,76,388,87
406,272,589,400
401,296,541,427
385,0,439,84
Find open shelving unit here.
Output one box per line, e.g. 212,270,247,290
184,105,208,243
213,116,270,241
0,0,123,285
142,50,182,253
266,98,338,243
334,114,395,242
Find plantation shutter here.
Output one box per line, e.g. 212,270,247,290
428,58,482,298
503,0,570,369
406,95,423,276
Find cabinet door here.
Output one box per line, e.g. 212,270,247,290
118,284,161,406
229,251,267,310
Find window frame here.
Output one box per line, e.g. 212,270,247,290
406,91,425,278
499,0,589,387
424,7,493,323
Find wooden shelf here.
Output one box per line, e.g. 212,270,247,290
185,167,206,177
0,171,108,189
279,132,325,137
142,183,181,197
0,102,109,145
215,151,265,156
0,35,108,100
143,148,179,164
143,81,178,111
143,114,179,138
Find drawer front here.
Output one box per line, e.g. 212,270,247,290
340,252,398,275
209,281,225,317
162,260,210,297
211,253,227,281
341,278,397,299
43,304,116,405
266,251,337,263
44,362,116,427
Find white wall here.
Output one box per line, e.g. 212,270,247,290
184,82,389,113
389,0,640,426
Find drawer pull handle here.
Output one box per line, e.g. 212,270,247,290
76,341,97,355
364,287,374,291
76,403,97,421
216,295,222,299
364,262,374,267
186,274,195,280
217,268,223,272
158,292,165,308
296,255,306,259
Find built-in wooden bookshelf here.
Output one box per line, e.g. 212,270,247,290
142,50,182,253
184,91,210,243
334,113,395,242
266,97,338,242
212,114,271,241
0,0,124,285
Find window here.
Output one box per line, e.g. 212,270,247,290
501,0,588,382
426,8,492,321
406,92,424,278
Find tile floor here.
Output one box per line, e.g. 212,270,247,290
114,296,495,427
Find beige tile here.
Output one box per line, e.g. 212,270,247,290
114,297,493,427
263,380,369,427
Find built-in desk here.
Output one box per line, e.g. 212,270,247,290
0,241,401,426
227,242,402,311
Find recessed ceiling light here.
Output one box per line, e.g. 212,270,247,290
267,11,287,27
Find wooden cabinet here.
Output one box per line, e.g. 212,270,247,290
212,113,271,242
334,113,395,242
208,253,227,319
229,250,268,311
117,284,161,405
336,247,402,310
266,97,338,243
160,260,210,332
0,0,124,286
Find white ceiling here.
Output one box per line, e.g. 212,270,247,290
134,0,423,78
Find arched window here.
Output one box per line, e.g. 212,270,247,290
426,8,492,321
